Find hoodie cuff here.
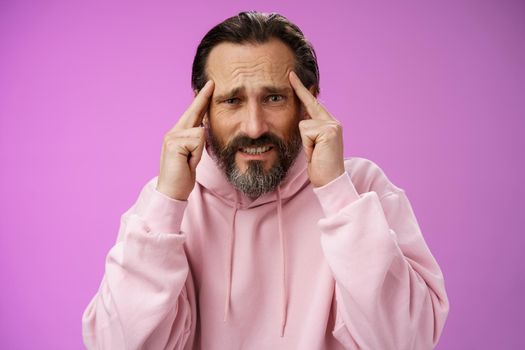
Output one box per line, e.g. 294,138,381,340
313,172,361,217
134,182,188,234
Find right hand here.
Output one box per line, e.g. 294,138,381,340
156,80,215,201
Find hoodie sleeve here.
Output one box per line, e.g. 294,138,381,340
82,178,196,350
313,171,449,350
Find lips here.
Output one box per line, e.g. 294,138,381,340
239,145,273,155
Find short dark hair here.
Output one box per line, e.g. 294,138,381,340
191,11,320,96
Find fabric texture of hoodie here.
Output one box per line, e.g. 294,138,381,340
82,147,450,349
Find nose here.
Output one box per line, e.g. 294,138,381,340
240,101,269,139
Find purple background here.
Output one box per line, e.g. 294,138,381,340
1,0,524,348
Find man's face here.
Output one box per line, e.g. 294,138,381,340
204,39,303,198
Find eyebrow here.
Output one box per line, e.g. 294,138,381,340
213,85,293,103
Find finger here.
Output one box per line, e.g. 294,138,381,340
174,80,215,130
162,134,204,163
188,135,205,172
165,126,206,139
298,120,317,163
163,127,205,153
288,71,331,121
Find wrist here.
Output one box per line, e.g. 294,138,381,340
313,171,360,216
134,181,188,233
155,185,189,201
311,165,345,188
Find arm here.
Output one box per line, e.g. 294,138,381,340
288,69,448,349
314,172,449,349
82,79,215,349
82,178,196,350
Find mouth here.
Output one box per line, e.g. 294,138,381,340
239,145,274,155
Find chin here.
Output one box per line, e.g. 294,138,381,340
236,159,266,173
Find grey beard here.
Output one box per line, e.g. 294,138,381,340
227,158,285,199
206,128,302,198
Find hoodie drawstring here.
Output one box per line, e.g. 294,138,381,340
224,203,238,322
222,190,288,337
276,186,288,337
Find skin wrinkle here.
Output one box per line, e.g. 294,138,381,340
205,39,300,159
214,50,292,84
207,40,295,110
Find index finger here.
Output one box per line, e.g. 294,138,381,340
288,71,331,121
174,80,215,130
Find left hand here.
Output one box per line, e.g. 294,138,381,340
289,71,345,187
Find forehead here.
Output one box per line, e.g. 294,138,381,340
206,39,296,94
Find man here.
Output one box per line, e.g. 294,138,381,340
82,11,449,349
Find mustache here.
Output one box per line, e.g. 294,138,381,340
222,132,286,152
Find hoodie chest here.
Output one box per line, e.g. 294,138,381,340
182,186,332,328
185,189,325,273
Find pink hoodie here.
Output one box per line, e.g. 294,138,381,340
82,148,449,349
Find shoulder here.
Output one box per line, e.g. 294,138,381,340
343,156,404,198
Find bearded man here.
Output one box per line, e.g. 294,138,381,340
82,11,449,350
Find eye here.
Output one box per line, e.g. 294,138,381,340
224,98,240,105
267,95,284,103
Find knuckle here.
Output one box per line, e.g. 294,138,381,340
165,139,178,151
325,123,342,137
163,134,173,145
163,132,173,141
298,120,310,129
163,132,179,144
332,122,342,132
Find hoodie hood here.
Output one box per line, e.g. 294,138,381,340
195,145,310,336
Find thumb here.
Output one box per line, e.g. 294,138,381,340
188,130,205,172
189,146,204,173
300,131,314,163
